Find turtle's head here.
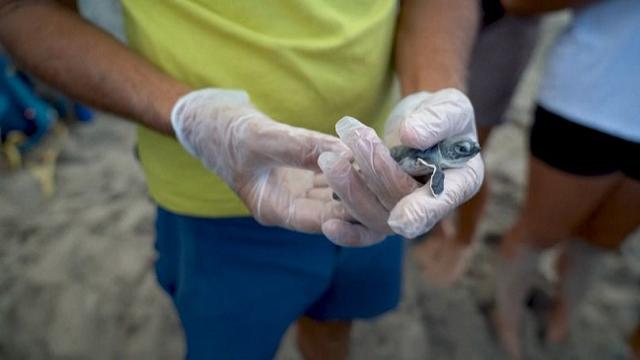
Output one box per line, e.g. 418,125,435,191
438,137,481,167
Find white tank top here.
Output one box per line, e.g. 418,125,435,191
538,0,640,142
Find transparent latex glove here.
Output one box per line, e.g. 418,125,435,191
319,89,484,244
171,88,352,233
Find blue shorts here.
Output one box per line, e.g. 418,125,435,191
154,207,404,359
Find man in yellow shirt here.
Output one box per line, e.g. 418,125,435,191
0,0,483,358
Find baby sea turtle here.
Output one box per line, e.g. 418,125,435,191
391,136,480,196
332,136,480,200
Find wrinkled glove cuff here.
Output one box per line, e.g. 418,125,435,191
170,93,198,156
170,88,251,157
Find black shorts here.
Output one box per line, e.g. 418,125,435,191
530,105,640,181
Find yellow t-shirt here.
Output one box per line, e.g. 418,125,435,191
121,1,398,217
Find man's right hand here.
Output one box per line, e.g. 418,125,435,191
171,89,355,234
318,90,484,247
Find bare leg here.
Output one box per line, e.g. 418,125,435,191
631,325,640,360
495,157,619,359
296,316,351,360
547,176,640,343
577,176,640,250
412,127,492,287
507,159,619,251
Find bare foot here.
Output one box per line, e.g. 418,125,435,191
411,218,473,287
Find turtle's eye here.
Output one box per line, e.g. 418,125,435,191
456,143,470,154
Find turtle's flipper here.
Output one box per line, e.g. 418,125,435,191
417,159,444,197
430,167,445,196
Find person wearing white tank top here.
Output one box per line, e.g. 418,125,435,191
495,0,640,358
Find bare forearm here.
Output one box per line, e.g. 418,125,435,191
0,0,190,134
395,0,480,95
501,0,597,15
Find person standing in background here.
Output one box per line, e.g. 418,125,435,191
493,0,640,358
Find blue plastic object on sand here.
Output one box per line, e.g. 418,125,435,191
0,55,57,151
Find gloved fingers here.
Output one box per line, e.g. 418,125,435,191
335,116,420,209
313,173,330,187
306,187,333,200
283,197,355,233
398,89,476,150
386,185,442,239
387,156,484,238
254,122,350,171
253,192,355,233
244,167,356,233
384,92,429,147
318,151,391,233
322,200,356,224
434,155,484,206
321,219,387,247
